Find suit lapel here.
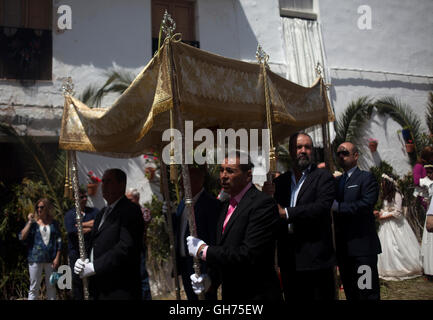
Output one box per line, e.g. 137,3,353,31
93,207,106,237
295,165,316,203
216,201,229,244
342,167,361,200
219,186,255,243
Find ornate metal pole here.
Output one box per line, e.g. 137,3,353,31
163,12,204,300
256,45,276,181
315,62,334,172
62,78,89,300
160,160,181,300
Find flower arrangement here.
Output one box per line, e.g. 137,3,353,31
87,171,101,184
143,150,159,181
368,138,378,152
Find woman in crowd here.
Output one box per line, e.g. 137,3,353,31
19,198,62,300
413,146,433,210
375,174,422,280
421,165,433,280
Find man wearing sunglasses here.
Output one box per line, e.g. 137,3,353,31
64,188,99,300
332,142,381,300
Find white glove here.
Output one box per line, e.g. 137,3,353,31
162,201,169,215
190,273,211,295
74,258,96,278
187,236,206,258
331,200,339,212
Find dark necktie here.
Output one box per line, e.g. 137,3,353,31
339,173,348,199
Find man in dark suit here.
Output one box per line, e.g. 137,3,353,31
74,168,144,300
186,151,281,300
264,132,336,301
173,165,220,300
332,142,381,300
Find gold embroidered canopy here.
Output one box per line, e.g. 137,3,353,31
59,39,334,157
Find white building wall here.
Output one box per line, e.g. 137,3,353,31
319,0,433,175
1,0,432,176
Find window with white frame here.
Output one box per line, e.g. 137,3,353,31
279,0,317,20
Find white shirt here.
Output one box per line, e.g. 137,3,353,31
284,166,311,232
39,224,50,246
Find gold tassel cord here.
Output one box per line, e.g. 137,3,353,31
256,45,276,175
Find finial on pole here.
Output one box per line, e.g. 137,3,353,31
256,44,269,68
161,10,176,39
315,62,331,90
62,77,75,97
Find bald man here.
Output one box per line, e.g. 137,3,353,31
332,142,381,300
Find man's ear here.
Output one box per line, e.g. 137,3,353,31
247,169,252,182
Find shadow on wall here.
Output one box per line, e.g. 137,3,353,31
329,76,433,105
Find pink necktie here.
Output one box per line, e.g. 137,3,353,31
222,198,238,233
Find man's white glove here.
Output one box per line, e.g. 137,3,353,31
331,200,339,212
74,258,96,278
190,273,211,295
187,236,206,258
162,201,169,215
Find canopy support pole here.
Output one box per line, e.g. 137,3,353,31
69,150,90,300
160,160,181,300
256,45,276,181
167,36,204,300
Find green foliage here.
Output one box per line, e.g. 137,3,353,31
79,70,136,108
332,96,374,153
369,160,395,211
374,97,424,165
0,123,73,299
0,179,51,299
144,195,170,268
426,92,433,136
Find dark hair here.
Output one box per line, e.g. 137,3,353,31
289,132,313,152
106,168,127,185
381,177,396,202
223,149,254,172
419,146,433,164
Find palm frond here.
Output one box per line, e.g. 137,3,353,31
0,123,63,218
332,96,373,151
426,92,433,135
374,97,423,153
80,69,136,108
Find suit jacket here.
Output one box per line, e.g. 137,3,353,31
174,190,220,272
206,185,281,300
334,167,381,257
89,196,144,300
274,165,336,272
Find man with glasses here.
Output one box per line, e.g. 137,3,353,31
64,188,99,300
332,142,381,300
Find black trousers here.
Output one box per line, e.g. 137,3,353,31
337,254,380,300
281,266,336,301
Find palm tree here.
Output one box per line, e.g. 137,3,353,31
0,123,69,218
374,97,424,159
332,96,374,152
79,69,136,108
426,92,433,135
